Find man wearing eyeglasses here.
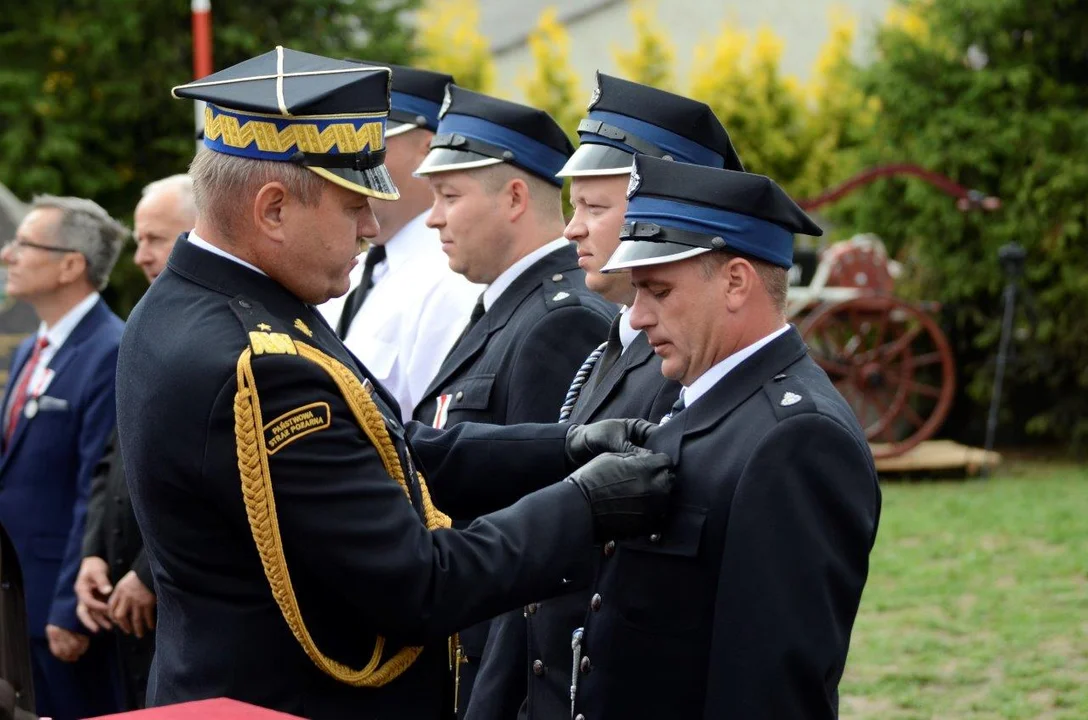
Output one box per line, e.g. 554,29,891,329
0,195,126,720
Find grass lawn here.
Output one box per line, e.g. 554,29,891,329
840,461,1088,719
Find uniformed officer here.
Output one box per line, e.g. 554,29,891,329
316,64,481,420
562,155,881,719
410,86,616,715
115,48,674,720
467,72,746,720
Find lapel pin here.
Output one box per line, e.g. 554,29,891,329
780,391,802,407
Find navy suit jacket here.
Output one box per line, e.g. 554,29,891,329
0,298,123,637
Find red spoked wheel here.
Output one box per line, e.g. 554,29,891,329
798,294,956,459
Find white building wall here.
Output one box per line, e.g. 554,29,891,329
487,0,892,103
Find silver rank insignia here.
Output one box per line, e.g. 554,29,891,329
439,85,452,119
780,391,802,407
587,83,601,111
552,291,570,302
626,163,641,199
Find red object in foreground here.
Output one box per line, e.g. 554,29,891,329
85,698,304,720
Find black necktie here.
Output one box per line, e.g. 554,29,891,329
660,393,686,425
336,244,387,339
586,314,624,394
444,294,486,361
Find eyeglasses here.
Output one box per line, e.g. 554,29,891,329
4,239,82,256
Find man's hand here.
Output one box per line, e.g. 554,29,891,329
74,556,113,632
46,624,90,663
108,570,156,638
564,419,657,468
565,450,674,539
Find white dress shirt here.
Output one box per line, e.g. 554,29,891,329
617,306,639,353
319,213,483,422
4,291,101,424
482,238,571,311
681,324,791,410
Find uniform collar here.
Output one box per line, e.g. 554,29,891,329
483,237,570,311
618,306,638,352
186,229,267,277
682,324,790,410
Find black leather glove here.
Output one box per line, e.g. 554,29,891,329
565,450,674,540
564,418,657,468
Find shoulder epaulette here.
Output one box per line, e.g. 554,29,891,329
764,373,817,420
229,296,297,356
542,271,585,311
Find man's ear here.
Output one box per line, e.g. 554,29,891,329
253,182,289,242
506,177,530,222
414,130,435,163
722,256,757,312
57,252,88,286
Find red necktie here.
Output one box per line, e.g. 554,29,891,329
6,336,49,444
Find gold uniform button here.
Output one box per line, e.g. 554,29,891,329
580,656,592,673
552,273,564,281
532,659,545,676
649,533,661,543
526,602,538,615
590,593,602,611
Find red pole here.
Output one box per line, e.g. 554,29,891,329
192,0,213,149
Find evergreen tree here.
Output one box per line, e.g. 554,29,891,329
0,0,419,315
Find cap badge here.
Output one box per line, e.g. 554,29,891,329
439,85,452,119
626,165,641,199
587,84,601,111
780,391,802,407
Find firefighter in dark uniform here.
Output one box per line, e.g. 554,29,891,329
410,86,616,715
114,48,674,720
467,72,747,720
564,155,881,719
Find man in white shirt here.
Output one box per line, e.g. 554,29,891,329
316,64,481,421
0,195,126,720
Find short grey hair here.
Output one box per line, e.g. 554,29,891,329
475,163,563,217
188,149,324,237
140,173,197,223
30,195,127,290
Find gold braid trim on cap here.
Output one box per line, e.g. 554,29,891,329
234,340,451,687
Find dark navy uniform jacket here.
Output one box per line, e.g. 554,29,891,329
413,244,615,433
567,327,881,720
115,238,601,720
468,328,680,720
411,242,614,715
